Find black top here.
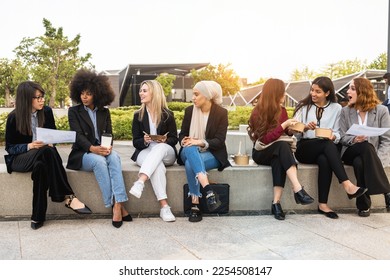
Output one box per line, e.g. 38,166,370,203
4,106,56,173
66,104,112,170
131,108,178,161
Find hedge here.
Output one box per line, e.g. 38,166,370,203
0,105,295,143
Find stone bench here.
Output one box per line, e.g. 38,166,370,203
1,160,389,219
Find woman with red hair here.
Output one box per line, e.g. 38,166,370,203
340,77,390,217
248,78,314,220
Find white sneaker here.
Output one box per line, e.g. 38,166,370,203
160,206,176,222
129,180,144,198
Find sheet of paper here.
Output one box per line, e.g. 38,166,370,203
36,127,76,144
345,124,390,137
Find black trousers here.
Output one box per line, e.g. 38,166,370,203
252,141,297,188
295,139,349,204
342,142,390,210
11,146,74,222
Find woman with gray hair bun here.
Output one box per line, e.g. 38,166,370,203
177,80,231,222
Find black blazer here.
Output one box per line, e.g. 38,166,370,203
131,108,178,161
66,104,112,170
4,106,56,173
177,103,231,171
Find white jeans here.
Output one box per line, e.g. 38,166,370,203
136,143,176,201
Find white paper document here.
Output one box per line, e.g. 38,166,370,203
36,127,76,144
345,124,390,137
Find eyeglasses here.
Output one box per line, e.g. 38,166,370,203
32,96,45,101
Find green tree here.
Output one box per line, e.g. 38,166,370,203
320,58,366,79
155,73,176,97
14,18,93,107
368,52,387,70
190,63,240,96
290,66,317,81
0,58,29,107
248,77,267,86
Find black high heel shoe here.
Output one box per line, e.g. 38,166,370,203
294,187,314,205
347,187,367,200
65,195,92,214
31,221,44,230
112,220,123,228
122,214,133,222
384,193,390,211
317,208,339,219
112,205,124,228
271,202,285,220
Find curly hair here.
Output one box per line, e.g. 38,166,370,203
69,69,115,109
247,78,285,142
350,77,380,111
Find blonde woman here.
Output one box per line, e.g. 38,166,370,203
130,80,178,222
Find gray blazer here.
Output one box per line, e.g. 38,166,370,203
339,104,390,166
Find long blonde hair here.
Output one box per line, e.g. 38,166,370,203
138,80,168,127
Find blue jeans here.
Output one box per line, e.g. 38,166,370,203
180,146,220,197
81,150,128,207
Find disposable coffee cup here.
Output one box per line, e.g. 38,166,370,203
101,134,112,148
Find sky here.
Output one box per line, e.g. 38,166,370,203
0,0,388,83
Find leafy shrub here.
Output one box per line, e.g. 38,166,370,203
0,106,295,142
55,115,70,130
168,101,191,111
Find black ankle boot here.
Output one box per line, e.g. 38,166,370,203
294,187,314,205
189,206,202,222
203,185,221,212
271,202,285,220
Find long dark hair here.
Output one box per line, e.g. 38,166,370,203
14,81,45,135
69,69,115,109
248,78,285,141
294,76,337,120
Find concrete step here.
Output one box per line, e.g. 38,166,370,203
1,161,389,218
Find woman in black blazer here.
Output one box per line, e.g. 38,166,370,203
130,80,178,222
178,80,230,222
5,81,91,230
67,69,131,228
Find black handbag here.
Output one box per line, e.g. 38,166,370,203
183,183,230,214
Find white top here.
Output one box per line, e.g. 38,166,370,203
295,102,342,143
147,109,158,147
357,110,368,126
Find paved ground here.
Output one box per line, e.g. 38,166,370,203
0,142,390,279
1,212,390,260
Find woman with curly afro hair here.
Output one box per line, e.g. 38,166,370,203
67,69,131,228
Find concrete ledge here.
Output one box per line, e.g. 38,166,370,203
1,162,389,218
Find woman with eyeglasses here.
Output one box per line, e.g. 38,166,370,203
67,69,131,228
293,76,367,219
4,81,92,230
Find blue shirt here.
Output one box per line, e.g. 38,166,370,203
84,105,100,144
